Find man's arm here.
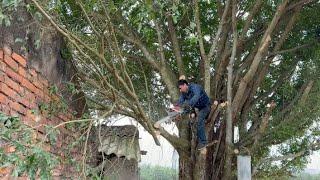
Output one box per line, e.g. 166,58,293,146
186,85,201,108
177,95,185,106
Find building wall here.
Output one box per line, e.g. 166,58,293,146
0,48,80,179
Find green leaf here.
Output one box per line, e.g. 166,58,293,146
34,39,41,49
15,38,24,43
4,16,11,26
34,11,43,21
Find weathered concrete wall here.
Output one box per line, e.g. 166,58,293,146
0,4,86,117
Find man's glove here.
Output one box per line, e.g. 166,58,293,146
181,103,192,114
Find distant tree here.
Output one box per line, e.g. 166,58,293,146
6,0,320,179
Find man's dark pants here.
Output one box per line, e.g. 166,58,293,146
197,105,211,145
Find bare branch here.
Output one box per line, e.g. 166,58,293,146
154,21,167,65
279,80,313,117
207,0,231,61
112,16,179,101
300,80,314,104
206,0,232,94
194,0,207,62
115,30,160,70
224,0,238,177
77,2,100,36
166,14,185,76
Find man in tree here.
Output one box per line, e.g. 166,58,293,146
175,78,211,150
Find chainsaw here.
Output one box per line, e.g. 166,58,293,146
154,108,184,129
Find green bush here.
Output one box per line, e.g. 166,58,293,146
139,165,178,180
291,173,320,180
0,113,58,179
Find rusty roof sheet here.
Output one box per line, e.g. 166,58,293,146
96,125,141,161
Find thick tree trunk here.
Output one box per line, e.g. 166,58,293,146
179,153,194,180
177,112,230,180
208,124,228,180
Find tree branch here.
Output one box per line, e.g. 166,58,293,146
194,0,211,94
232,0,289,116
269,42,314,57
77,2,100,37
194,0,207,62
224,0,238,177
286,0,316,12
154,21,167,66
239,0,263,41
252,140,320,176
166,14,185,76
207,0,231,60
251,101,276,151
157,127,190,153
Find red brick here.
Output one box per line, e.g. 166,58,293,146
3,45,12,55
0,61,6,72
43,88,50,97
36,90,44,99
4,55,18,71
6,67,23,83
11,53,27,67
33,80,43,90
1,104,10,115
4,145,16,153
0,82,18,98
35,95,43,104
29,102,37,109
9,101,26,115
0,93,8,104
4,76,20,93
19,86,25,96
9,109,18,117
17,96,29,108
25,110,40,122
0,71,5,82
43,94,51,103
25,90,35,101
18,66,27,77
0,167,11,175
22,116,36,130
21,78,38,93
29,68,37,78
38,75,49,87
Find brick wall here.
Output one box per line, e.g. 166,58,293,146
0,48,80,179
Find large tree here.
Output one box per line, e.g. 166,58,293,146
15,0,320,179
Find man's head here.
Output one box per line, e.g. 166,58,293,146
178,79,188,93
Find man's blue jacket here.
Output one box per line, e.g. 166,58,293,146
177,83,211,110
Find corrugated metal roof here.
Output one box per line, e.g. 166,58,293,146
96,125,141,162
